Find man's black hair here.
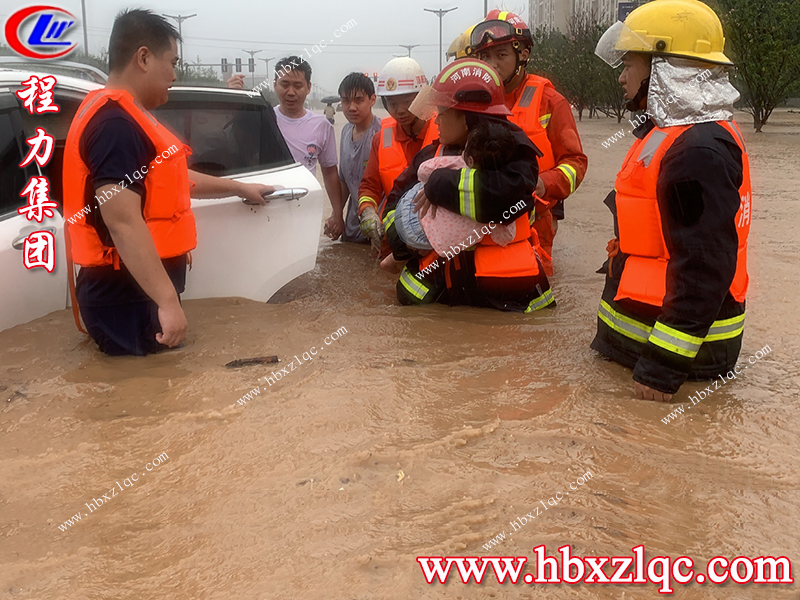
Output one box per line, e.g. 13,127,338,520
464,119,515,170
338,72,375,98
108,9,181,73
274,56,312,83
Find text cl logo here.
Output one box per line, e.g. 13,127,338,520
4,6,78,59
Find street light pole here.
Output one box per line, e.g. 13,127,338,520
399,44,420,57
258,57,275,90
424,7,458,72
242,49,263,88
163,13,197,67
80,0,89,56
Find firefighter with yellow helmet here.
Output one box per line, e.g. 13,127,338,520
357,57,439,252
446,25,475,61
591,0,751,401
466,10,588,276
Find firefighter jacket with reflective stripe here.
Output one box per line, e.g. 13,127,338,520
357,117,439,218
591,119,751,394
505,73,586,211
63,88,196,267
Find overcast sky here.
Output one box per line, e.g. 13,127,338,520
3,0,528,95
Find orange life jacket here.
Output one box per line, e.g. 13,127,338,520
473,214,539,279
377,116,439,200
614,119,751,307
507,73,556,172
63,88,197,268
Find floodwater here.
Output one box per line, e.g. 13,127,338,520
1,109,799,600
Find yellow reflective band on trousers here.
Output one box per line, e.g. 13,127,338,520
525,288,555,313
399,266,430,300
556,164,577,194
459,168,477,219
382,209,395,230
598,299,745,354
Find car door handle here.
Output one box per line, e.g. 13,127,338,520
262,187,309,201
12,227,56,250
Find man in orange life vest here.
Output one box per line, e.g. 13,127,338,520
466,10,587,276
63,9,273,356
591,0,751,401
356,57,438,253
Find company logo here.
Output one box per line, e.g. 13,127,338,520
4,6,78,59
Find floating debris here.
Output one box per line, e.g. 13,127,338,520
225,356,279,368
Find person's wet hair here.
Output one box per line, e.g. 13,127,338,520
274,56,312,83
108,9,181,73
338,72,375,99
464,120,515,170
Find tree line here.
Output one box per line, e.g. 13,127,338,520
526,0,800,132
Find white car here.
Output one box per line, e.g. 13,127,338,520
0,67,323,333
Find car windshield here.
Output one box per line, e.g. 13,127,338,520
153,96,294,176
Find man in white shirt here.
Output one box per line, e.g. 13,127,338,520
272,56,345,239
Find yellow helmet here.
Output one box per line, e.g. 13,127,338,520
596,0,733,67
446,25,476,60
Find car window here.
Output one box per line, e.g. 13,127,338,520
153,98,294,176
0,109,27,220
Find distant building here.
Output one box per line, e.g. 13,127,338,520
528,0,642,31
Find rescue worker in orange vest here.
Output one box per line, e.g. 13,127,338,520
382,59,554,312
592,0,751,401
62,9,272,356
466,10,588,276
357,58,439,253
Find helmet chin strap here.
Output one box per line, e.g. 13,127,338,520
503,43,529,86
625,77,650,113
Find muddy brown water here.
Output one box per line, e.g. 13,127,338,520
2,110,799,600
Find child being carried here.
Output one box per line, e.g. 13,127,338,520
393,120,517,257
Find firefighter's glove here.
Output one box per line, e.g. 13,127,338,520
359,205,384,251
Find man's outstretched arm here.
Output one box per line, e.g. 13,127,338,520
188,169,274,204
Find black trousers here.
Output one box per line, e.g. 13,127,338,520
76,255,187,356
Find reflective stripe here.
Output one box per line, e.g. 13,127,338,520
438,61,502,86
705,313,745,341
525,288,555,312
648,322,704,358
498,10,509,20
598,299,650,343
382,209,395,229
538,112,552,128
382,127,393,149
556,164,577,194
359,195,377,207
637,130,668,167
459,168,477,219
76,93,105,120
727,120,747,152
598,300,746,349
518,86,536,108
399,266,430,300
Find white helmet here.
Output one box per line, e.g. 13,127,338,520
377,57,427,96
